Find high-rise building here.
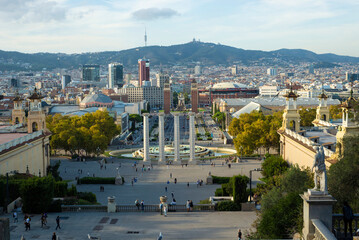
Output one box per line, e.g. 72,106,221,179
9,78,20,88
191,79,199,113
138,59,150,87
231,65,239,76
194,65,201,75
61,75,71,90
108,63,124,89
163,80,171,114
82,64,100,82
267,68,277,76
156,73,169,88
346,72,359,81
308,64,314,74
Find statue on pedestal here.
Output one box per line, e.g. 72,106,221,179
115,167,123,185
311,146,328,194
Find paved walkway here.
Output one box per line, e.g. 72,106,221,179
8,211,257,240
56,158,262,205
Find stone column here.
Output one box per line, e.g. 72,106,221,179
143,113,150,162
189,112,196,163
158,113,165,162
173,113,180,162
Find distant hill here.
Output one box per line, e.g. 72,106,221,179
1,41,358,71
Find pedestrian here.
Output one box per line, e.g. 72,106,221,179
52,232,57,240
55,216,61,230
187,182,189,188
135,199,140,210
159,202,163,215
171,192,174,199
131,179,134,186
238,229,242,240
87,171,90,176
163,205,167,217
25,217,31,231
170,173,172,178
157,232,163,240
41,214,45,228
165,186,168,192
343,201,354,238
189,200,193,211
174,178,177,184
186,200,190,212
13,211,18,223
141,200,145,211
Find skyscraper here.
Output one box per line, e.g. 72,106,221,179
82,64,100,82
138,59,150,87
267,68,277,76
108,63,124,89
61,75,71,90
156,73,169,88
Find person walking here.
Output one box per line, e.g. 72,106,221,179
163,205,167,217
13,211,18,223
343,201,354,238
135,199,140,210
55,216,61,230
238,229,242,240
187,182,189,188
52,232,57,240
189,200,194,212
25,217,31,231
186,200,190,212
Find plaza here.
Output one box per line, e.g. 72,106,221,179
7,157,262,239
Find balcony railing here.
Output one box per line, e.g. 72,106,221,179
62,204,215,212
332,213,359,238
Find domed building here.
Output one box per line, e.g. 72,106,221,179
80,93,114,109
211,82,248,89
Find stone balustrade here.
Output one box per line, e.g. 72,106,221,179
284,129,334,157
312,219,337,240
0,130,43,153
332,213,359,238
317,120,337,127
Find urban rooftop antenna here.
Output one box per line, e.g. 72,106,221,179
144,27,147,47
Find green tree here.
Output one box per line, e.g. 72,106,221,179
329,104,342,120
299,107,316,127
328,135,359,211
261,155,289,185
173,91,178,107
253,166,313,239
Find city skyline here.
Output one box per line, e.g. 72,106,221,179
0,0,359,56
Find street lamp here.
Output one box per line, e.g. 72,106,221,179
249,168,262,203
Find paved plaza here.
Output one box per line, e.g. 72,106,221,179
8,156,262,239
57,157,262,205
9,211,257,240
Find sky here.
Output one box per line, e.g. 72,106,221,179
0,0,359,56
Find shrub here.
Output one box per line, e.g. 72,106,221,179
21,176,55,213
48,200,62,212
54,181,68,197
79,177,115,184
207,137,213,140
77,192,97,203
216,201,240,211
215,188,224,196
212,176,231,184
232,175,249,205
67,184,77,196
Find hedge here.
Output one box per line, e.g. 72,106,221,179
79,177,116,184
54,181,68,197
77,192,97,203
216,201,241,211
212,176,231,184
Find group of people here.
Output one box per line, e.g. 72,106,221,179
135,199,145,211
186,200,194,212
15,213,61,232
196,179,204,187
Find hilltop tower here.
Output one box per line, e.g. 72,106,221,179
12,92,26,125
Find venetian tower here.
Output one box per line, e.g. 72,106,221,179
331,90,359,161
281,86,301,132
12,92,26,125
27,88,46,133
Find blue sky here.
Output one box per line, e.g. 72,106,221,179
0,0,359,56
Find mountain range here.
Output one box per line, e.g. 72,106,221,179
1,41,358,71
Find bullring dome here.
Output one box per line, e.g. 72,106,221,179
80,93,114,108
212,82,247,89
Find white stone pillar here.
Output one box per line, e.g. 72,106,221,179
143,113,150,162
189,112,196,162
158,113,165,162
173,113,180,162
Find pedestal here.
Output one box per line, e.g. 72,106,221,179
115,176,123,185
107,196,116,213
0,218,10,240
206,175,213,184
301,190,336,240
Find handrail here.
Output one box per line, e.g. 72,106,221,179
312,219,336,240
